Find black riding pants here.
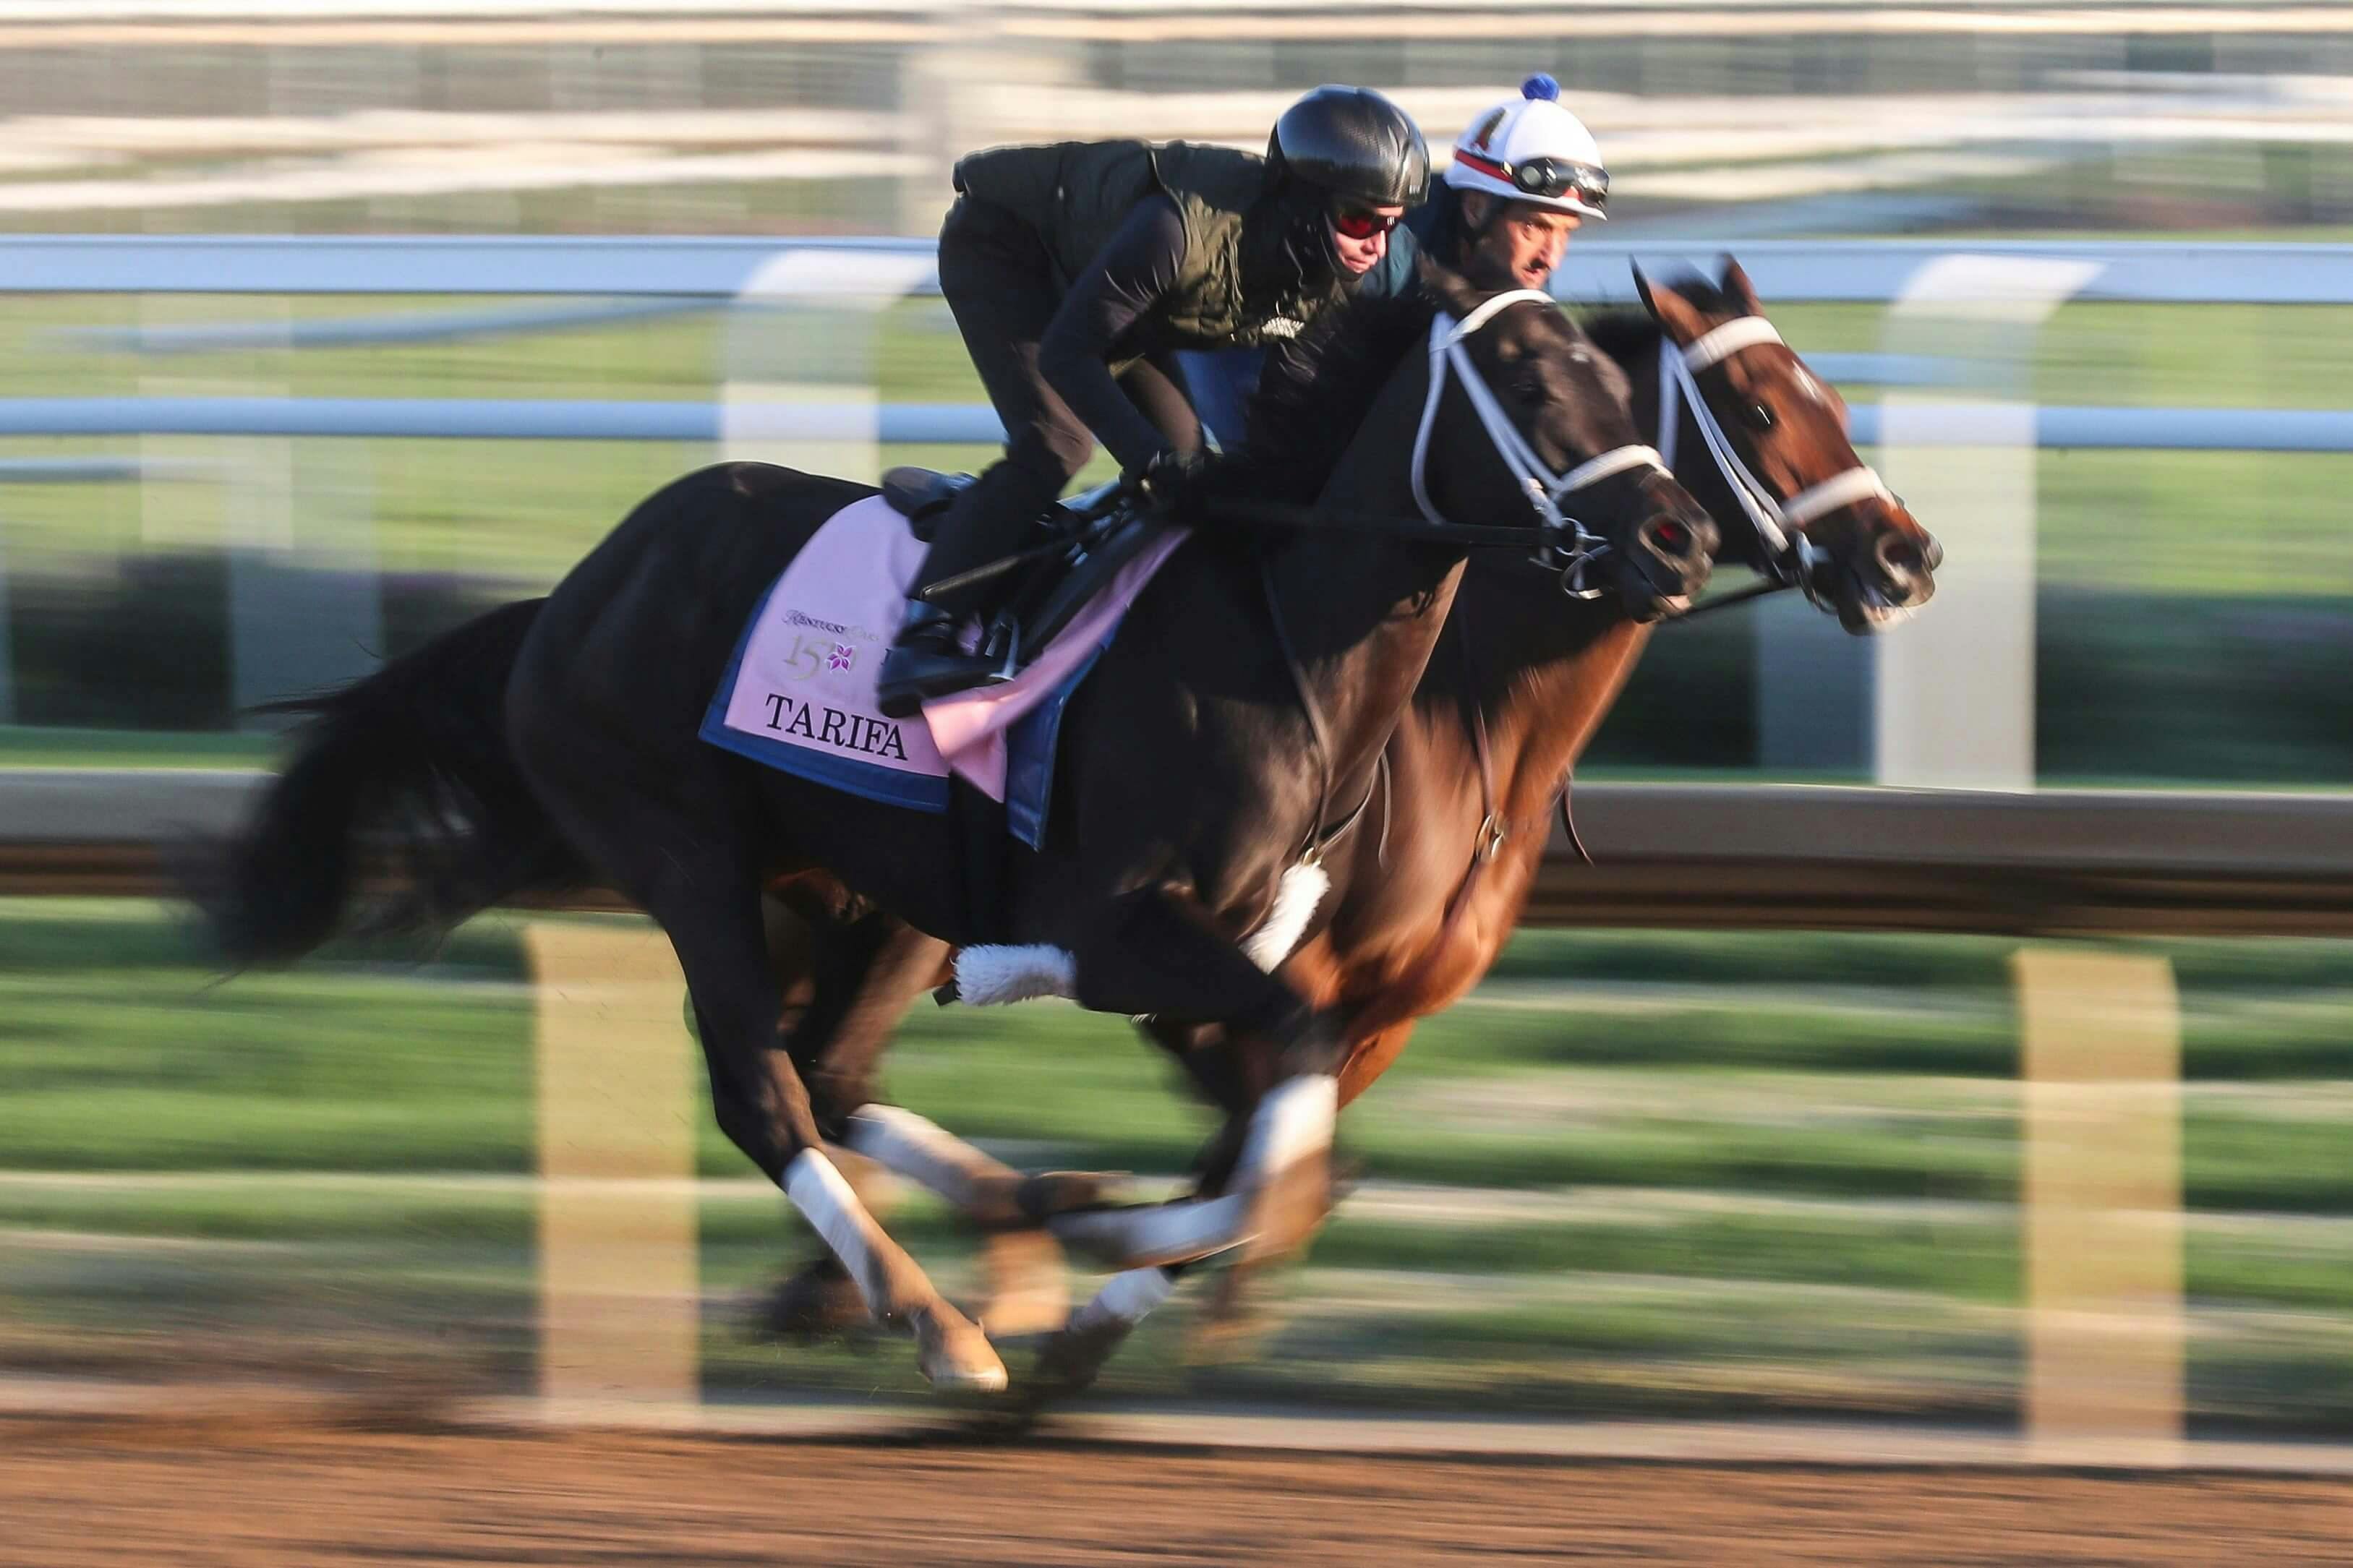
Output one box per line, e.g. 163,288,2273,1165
920,197,1203,616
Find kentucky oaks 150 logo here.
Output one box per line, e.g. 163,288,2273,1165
769,630,861,681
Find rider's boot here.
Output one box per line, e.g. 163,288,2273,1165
876,598,994,719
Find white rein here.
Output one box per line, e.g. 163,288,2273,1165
1656,315,1895,596
1410,289,1667,600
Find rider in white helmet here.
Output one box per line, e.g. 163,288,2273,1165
1406,72,1607,294
1186,75,1606,445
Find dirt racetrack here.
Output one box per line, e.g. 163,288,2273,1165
5,1415,2351,1566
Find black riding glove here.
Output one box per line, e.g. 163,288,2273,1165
1120,447,1213,515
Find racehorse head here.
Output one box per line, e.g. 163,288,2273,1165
1633,260,1942,634
1417,260,1718,622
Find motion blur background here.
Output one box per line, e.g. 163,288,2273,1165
4,0,2352,1452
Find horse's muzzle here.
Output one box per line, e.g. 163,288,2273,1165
1620,506,1719,622
1829,521,1941,635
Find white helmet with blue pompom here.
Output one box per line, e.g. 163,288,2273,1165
1444,74,1608,221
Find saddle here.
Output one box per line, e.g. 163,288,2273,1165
881,466,1169,683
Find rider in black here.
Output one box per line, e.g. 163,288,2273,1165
874,86,1430,718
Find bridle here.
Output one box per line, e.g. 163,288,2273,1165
1425,305,1904,946
1412,288,1668,601
1655,314,1896,612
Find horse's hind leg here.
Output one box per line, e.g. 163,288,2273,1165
514,760,1004,1391
770,907,1084,1340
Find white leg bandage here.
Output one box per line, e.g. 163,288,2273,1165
1067,1267,1178,1337
1051,1192,1252,1269
953,943,1077,1005
1237,1073,1338,1184
1243,863,1329,972
783,1148,887,1314
842,1102,1015,1214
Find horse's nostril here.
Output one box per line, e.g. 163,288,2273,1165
1923,532,1945,573
1879,531,1936,580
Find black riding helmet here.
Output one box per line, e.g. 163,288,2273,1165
1265,85,1432,210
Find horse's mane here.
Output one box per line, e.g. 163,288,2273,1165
1213,287,1440,505
1576,275,1742,367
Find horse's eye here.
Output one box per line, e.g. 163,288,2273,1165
1741,400,1776,431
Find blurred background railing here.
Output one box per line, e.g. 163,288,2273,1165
1,233,2350,788
3,0,2350,1460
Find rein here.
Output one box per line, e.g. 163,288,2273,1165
1656,314,1895,617
1247,288,1667,873
1205,293,1672,605
1414,290,1665,601
1423,308,1893,933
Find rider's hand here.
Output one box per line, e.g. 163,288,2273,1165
1120,448,1211,515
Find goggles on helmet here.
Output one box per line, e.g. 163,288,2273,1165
1452,150,1608,212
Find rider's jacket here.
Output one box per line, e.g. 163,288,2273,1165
953,140,1338,352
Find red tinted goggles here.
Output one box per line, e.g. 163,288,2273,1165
1330,206,1402,241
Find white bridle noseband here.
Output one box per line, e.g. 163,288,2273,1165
1411,289,1667,600
1657,315,1895,600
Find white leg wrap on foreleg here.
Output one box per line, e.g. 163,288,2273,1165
842,1102,1015,1214
1237,1073,1339,1186
784,1148,887,1315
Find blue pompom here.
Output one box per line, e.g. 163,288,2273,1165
1522,73,1560,102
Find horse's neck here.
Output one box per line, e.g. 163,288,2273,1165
1264,349,1470,771
1433,562,1651,828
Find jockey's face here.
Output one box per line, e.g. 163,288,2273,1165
1460,194,1580,293
1327,203,1406,275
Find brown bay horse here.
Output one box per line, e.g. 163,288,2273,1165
755,261,1942,1389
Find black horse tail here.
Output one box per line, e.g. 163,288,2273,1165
197,596,584,967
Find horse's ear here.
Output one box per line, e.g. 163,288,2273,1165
1719,255,1763,315
1631,259,1657,312
1416,254,1486,322
1637,267,1711,346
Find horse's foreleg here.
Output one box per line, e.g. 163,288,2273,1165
1044,886,1341,1269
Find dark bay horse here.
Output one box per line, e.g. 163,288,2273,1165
201,263,1717,1395
751,260,1943,1384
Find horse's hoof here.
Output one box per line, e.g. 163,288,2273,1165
1029,1316,1131,1399
914,1304,1009,1392
752,1258,870,1345
1184,1262,1276,1365
975,1227,1070,1340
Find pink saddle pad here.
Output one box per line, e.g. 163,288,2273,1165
701,492,1184,813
